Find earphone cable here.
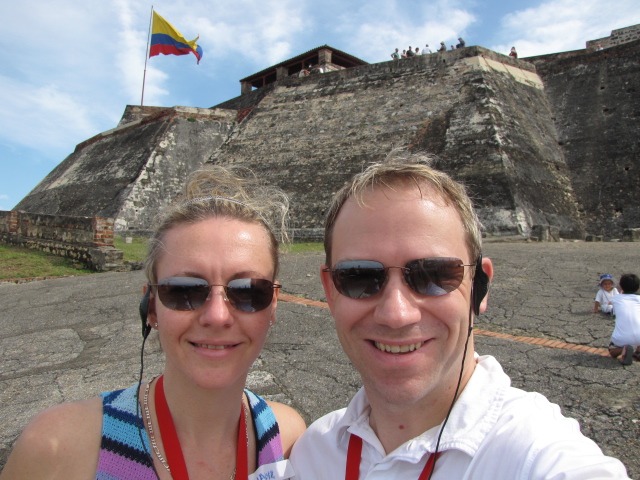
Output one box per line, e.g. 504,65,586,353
427,293,475,479
135,333,159,474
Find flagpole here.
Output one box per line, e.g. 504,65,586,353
141,5,154,106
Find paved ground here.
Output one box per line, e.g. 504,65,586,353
0,241,638,477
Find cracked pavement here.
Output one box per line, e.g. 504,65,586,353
1,241,638,476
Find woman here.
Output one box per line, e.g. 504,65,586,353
1,166,306,479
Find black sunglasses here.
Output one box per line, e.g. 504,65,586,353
324,257,474,299
151,276,280,313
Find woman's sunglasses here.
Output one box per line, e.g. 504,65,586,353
151,276,280,313
324,257,474,299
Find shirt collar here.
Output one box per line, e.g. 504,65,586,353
333,354,510,458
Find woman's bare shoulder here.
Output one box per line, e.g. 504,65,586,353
0,397,103,480
266,400,307,458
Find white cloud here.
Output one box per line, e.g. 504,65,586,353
325,1,476,62
0,1,133,157
113,0,153,103
142,0,307,66
0,0,314,164
0,77,99,154
492,0,640,57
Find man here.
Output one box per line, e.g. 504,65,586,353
422,44,432,54
290,151,629,478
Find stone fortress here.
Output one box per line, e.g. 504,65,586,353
2,24,639,269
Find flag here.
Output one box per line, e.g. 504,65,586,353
149,11,203,64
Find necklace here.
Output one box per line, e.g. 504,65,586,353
143,379,170,473
142,376,249,479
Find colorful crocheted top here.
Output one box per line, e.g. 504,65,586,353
96,383,284,479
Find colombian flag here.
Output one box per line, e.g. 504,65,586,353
149,11,203,64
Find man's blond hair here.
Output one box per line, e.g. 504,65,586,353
324,150,483,264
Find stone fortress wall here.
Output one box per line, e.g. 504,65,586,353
4,25,639,269
529,35,640,239
586,24,640,51
212,46,583,240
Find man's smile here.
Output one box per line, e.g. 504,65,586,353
373,341,424,354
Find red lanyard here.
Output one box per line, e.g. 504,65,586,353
154,375,248,479
345,434,440,480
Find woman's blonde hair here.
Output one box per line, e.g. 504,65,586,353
144,165,289,284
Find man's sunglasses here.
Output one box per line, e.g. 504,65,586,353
323,257,474,299
151,276,280,313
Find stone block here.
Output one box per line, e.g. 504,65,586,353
585,234,604,242
531,225,551,242
622,228,640,242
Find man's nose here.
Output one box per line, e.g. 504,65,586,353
373,270,422,328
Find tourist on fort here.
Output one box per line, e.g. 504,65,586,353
594,273,619,314
289,150,630,478
390,48,400,60
609,273,640,366
456,37,466,48
401,49,408,58
406,46,415,57
509,46,518,58
414,47,421,56
0,165,305,479
422,43,432,54
438,41,447,52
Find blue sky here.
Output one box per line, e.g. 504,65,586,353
1,0,639,211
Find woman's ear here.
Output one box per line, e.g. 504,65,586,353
139,286,152,338
267,282,279,327
320,265,337,308
145,286,158,327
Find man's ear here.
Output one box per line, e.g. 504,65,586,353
478,257,494,314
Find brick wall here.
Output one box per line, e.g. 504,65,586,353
0,211,124,271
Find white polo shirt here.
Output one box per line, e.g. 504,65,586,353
610,293,640,346
290,355,628,479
